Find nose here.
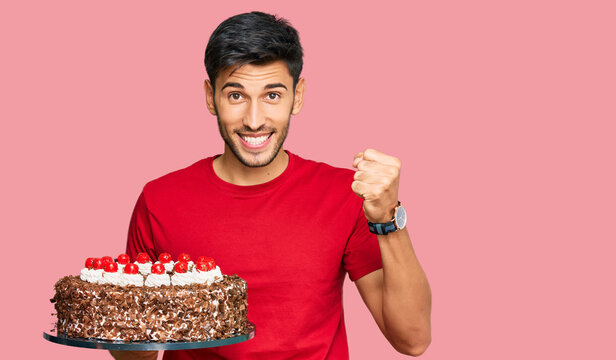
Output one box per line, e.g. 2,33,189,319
243,100,266,131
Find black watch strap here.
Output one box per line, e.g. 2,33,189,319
367,201,402,235
367,221,397,235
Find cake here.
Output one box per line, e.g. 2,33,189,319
50,252,249,342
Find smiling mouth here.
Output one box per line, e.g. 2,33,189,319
237,132,273,147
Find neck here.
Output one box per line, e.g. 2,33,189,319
212,147,289,186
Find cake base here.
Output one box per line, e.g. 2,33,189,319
43,322,255,350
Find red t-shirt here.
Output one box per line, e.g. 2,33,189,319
126,150,382,359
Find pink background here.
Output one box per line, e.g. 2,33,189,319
2,0,615,359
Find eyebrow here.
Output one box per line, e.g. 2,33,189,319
220,82,288,91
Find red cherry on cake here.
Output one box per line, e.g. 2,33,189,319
92,258,105,270
104,262,118,273
174,261,188,273
85,257,96,269
124,263,139,274
151,263,165,274
93,258,104,270
101,256,114,265
158,253,172,264
117,254,130,265
196,257,216,271
136,252,150,264
178,253,191,263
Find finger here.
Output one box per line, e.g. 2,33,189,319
356,159,399,176
353,170,393,185
362,148,401,167
351,180,384,201
356,159,381,172
352,152,364,168
351,180,368,198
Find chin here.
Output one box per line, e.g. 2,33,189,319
236,155,273,168
227,140,283,168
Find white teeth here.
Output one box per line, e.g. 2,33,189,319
241,135,269,145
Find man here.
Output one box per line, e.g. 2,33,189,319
111,11,431,360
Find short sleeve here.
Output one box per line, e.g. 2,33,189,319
343,203,383,281
125,191,157,262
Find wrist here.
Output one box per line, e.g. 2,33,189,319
367,201,407,235
366,200,399,223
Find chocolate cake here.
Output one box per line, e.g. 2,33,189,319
50,253,249,342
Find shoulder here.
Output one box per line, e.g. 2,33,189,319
291,152,355,185
289,152,365,220
292,154,354,177
141,157,211,198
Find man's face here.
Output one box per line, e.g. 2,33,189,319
205,60,304,168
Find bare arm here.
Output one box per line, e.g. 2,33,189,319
351,149,432,356
355,228,431,356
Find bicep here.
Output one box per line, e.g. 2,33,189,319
354,268,386,334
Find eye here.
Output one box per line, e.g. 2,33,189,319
266,92,280,101
229,92,243,101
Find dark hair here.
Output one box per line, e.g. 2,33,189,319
204,11,303,93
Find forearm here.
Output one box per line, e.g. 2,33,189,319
378,228,431,355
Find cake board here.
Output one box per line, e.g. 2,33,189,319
43,322,255,350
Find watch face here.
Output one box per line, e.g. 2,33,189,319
395,205,407,229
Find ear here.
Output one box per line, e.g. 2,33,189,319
291,78,305,115
204,79,217,115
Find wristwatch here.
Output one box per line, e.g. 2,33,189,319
367,201,407,235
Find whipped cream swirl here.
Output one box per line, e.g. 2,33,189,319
80,268,103,283
117,273,144,287
193,266,223,285
99,271,122,285
171,272,194,286
154,260,175,273
145,273,171,287
78,259,223,287
136,262,152,275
